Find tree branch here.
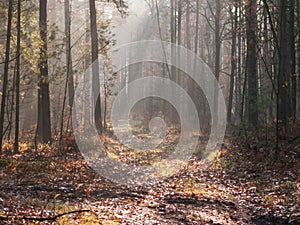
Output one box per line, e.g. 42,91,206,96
0,54,20,65
0,209,90,222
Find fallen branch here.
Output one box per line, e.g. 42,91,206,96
0,209,90,221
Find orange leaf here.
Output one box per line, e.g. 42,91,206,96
219,149,227,157
85,188,91,197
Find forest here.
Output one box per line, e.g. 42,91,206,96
0,0,299,224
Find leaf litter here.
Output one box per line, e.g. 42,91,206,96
0,131,299,224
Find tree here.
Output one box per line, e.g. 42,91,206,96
89,0,102,132
65,0,75,113
60,0,75,144
245,0,258,127
227,1,238,124
0,0,13,151
170,0,176,82
213,0,221,126
37,0,52,143
289,0,296,120
14,0,21,154
203,0,223,126
298,0,300,121
278,0,290,132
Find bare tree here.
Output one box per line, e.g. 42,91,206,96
60,0,75,144
213,0,221,126
89,0,102,133
245,0,258,127
289,0,296,120
0,0,13,151
14,0,21,154
227,1,238,124
278,0,290,131
37,0,52,143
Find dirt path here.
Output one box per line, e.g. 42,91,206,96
0,137,299,224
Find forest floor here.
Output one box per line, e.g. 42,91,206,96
0,130,299,225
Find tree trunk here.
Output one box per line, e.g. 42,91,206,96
213,0,221,126
194,0,199,56
84,4,91,127
177,0,182,47
185,0,191,115
278,0,290,131
289,0,296,120
297,0,300,122
227,2,238,124
245,0,258,127
14,0,21,154
170,0,176,60
236,3,242,123
262,5,273,122
0,0,13,151
185,0,191,50
89,0,102,132
38,0,52,143
177,0,182,86
193,0,200,115
170,0,176,119
60,0,75,144
65,0,74,111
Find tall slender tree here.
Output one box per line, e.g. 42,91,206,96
89,0,102,132
227,1,238,124
297,0,300,120
289,0,296,120
60,0,75,144
245,0,258,127
65,0,74,111
37,0,52,143
213,0,221,126
278,0,290,131
0,0,13,151
14,0,21,154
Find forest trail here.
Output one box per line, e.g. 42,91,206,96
0,136,299,224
